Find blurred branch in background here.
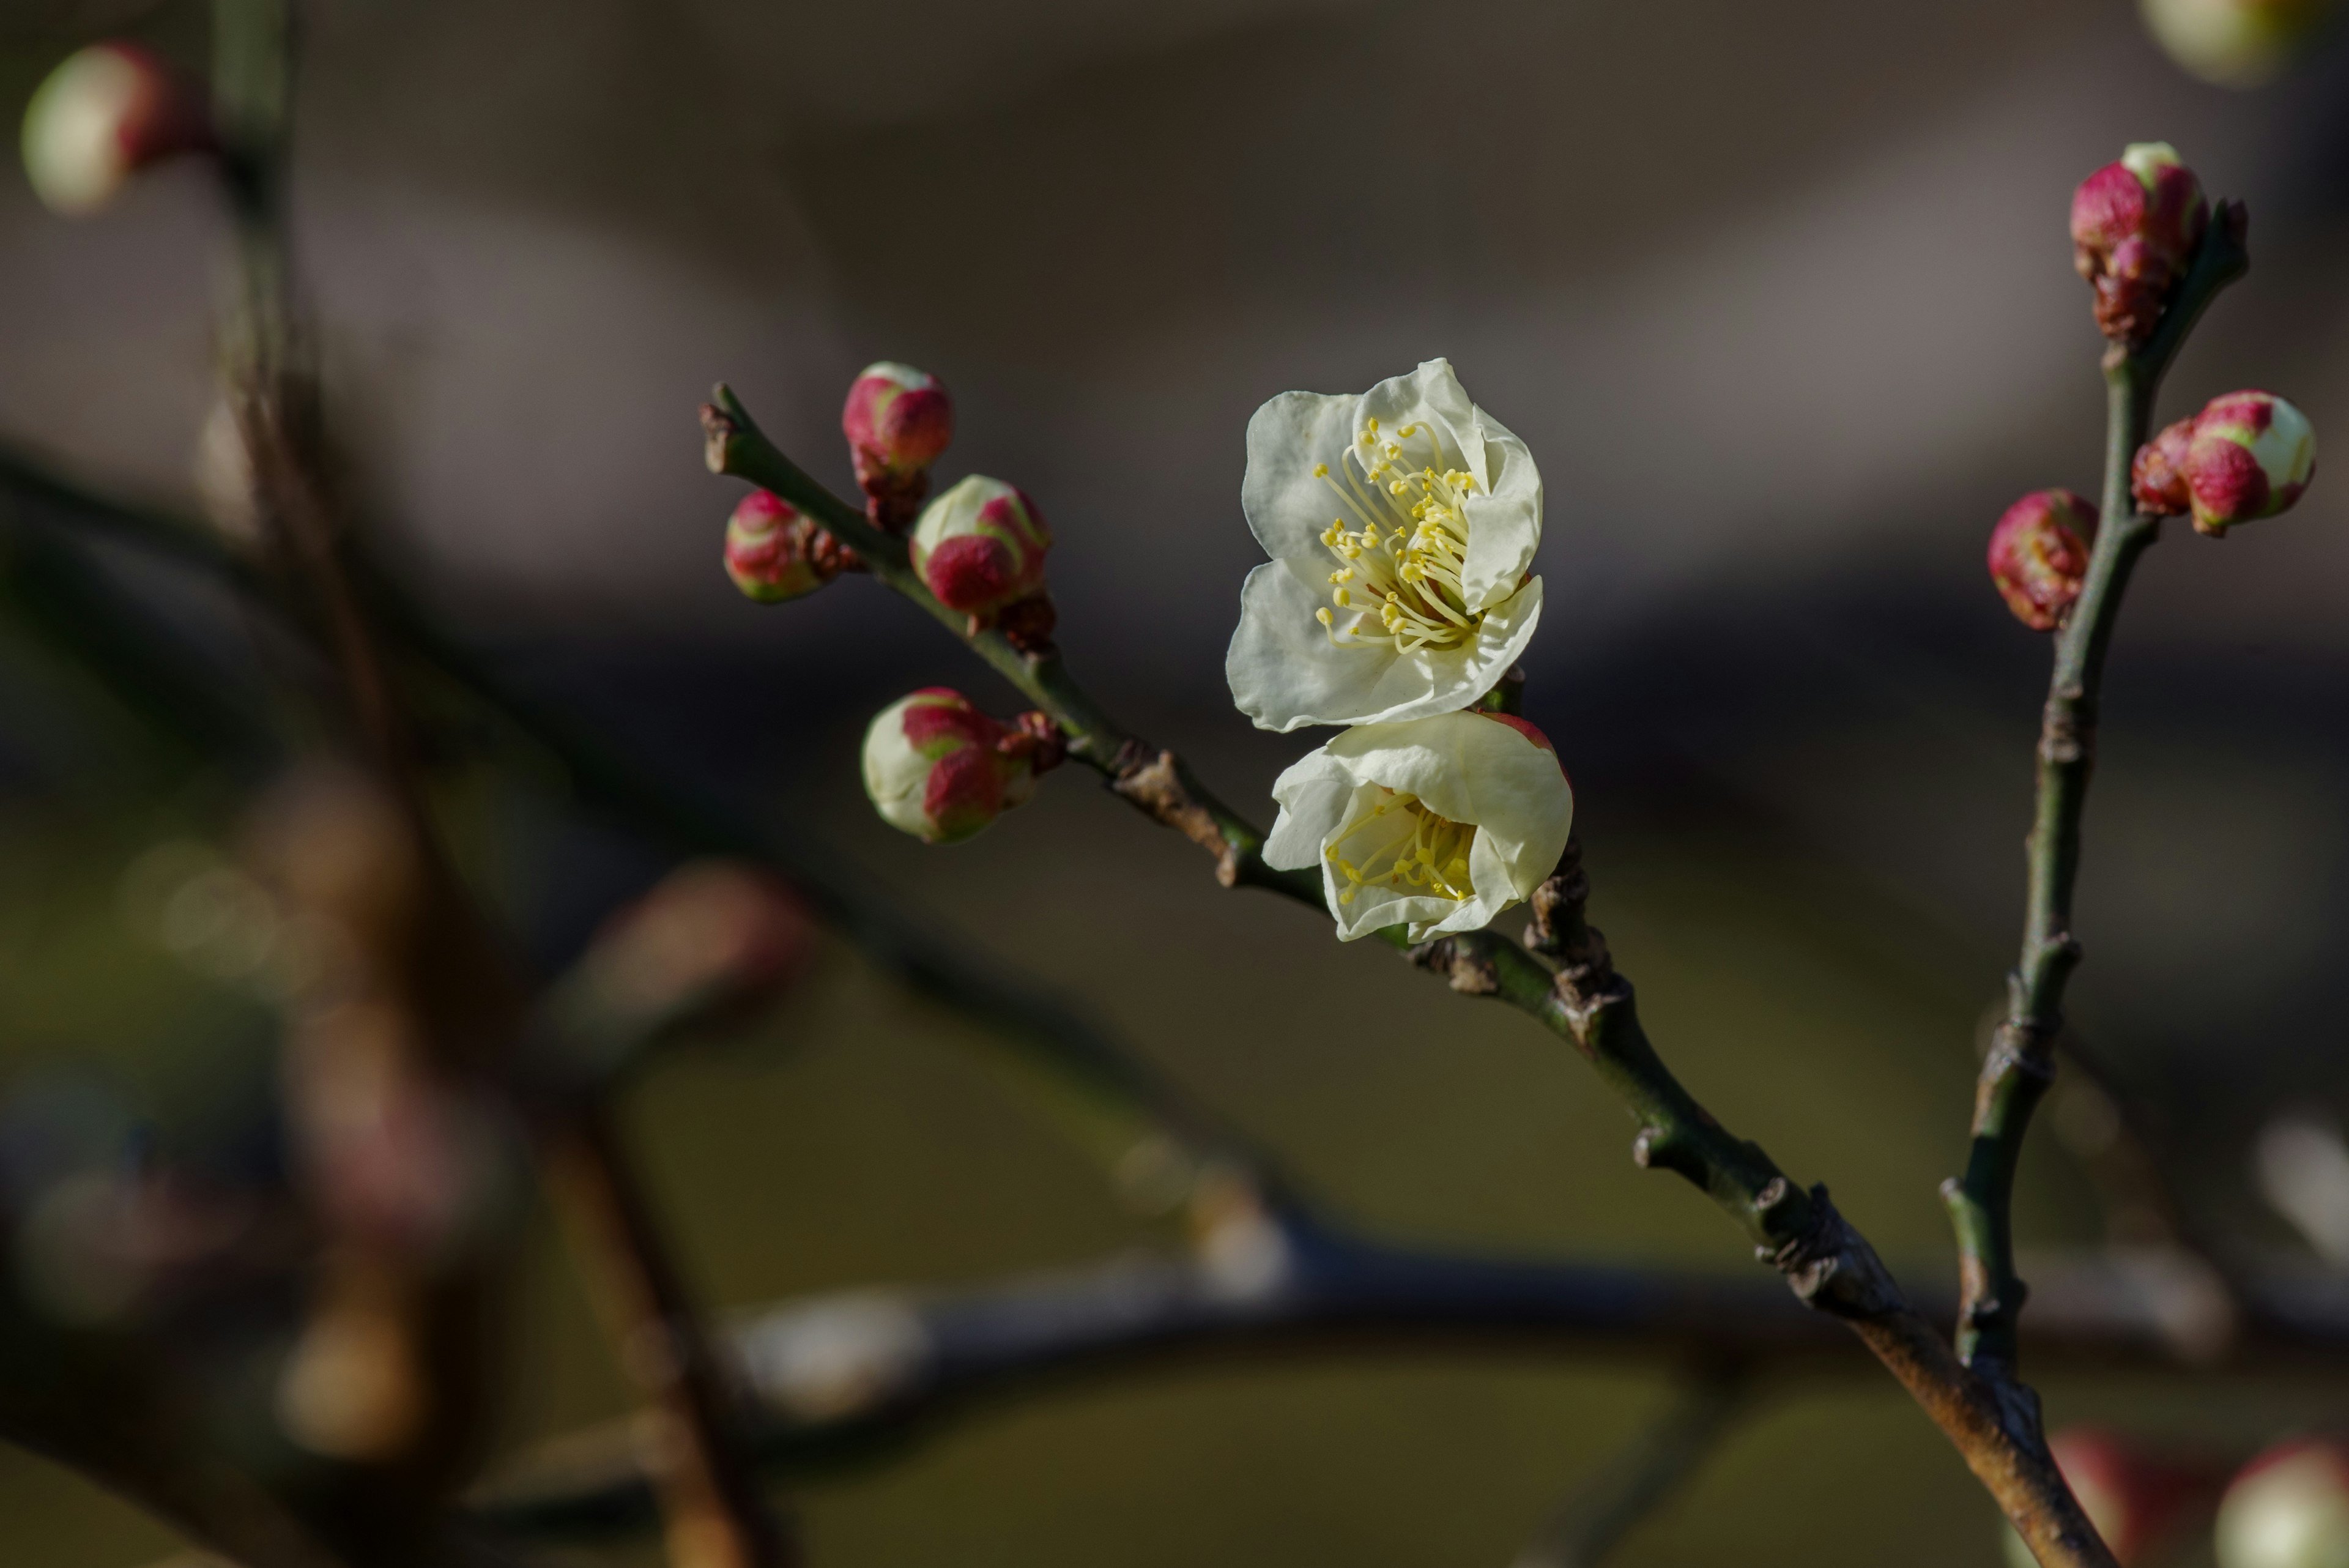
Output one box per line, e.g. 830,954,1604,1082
1508,1368,1750,1568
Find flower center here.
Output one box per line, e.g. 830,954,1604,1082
1310,416,1483,655
1323,786,1475,905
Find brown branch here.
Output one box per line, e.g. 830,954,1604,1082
547,1111,792,1568
702,394,2121,1567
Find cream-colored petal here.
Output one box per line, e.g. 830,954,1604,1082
1458,422,1541,608
1263,751,1355,871
1242,390,1361,559
1324,710,1573,875
1226,570,1545,732
1411,829,1519,940
1362,360,1482,480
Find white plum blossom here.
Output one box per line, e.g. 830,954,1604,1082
1226,359,1544,733
1264,709,1573,942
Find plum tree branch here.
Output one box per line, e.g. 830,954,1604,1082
699,390,2118,1567
471,1241,2349,1541
1942,205,2251,1392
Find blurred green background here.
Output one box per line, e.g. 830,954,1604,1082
4,0,2349,1564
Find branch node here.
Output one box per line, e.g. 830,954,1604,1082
1108,746,1239,884
1763,1185,1905,1323
1408,935,1501,995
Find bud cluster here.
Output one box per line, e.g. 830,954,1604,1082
20,42,214,216
1986,489,2099,631
860,688,1066,845
2071,143,2210,344
2134,389,2317,537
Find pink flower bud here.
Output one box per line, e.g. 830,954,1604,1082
909,475,1053,620
2071,143,2210,343
723,489,850,603
2133,390,2316,536
860,689,1064,845
20,43,213,216
1987,489,2099,631
2042,1427,2224,1566
2216,1436,2349,1568
842,361,952,528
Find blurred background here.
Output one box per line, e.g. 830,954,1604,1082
2,0,2348,1564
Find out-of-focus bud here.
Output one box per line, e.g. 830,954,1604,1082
2255,1112,2349,1266
723,489,852,603
860,688,1064,845
910,474,1053,621
2134,390,2316,536
1987,489,2099,631
842,361,952,529
2217,1437,2349,1568
570,862,815,1049
2071,143,2211,344
20,42,213,216
2046,1427,2222,1566
2141,0,2342,88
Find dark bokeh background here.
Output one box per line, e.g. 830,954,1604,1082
2,1,2348,1563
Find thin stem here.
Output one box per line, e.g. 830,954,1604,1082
547,1110,793,1568
1943,207,2251,1384
1509,1370,1749,1568
700,393,2118,1568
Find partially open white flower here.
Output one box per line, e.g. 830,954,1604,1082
1227,359,1543,733
1264,709,1573,942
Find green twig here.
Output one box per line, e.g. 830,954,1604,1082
1942,205,2251,1386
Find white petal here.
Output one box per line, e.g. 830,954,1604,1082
1411,829,1518,940
1242,390,1360,559
1263,751,1354,872
1325,710,1574,890
1226,571,1546,732
1458,420,1541,608
1362,359,1481,477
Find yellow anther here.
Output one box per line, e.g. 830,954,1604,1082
1313,463,1329,478
1316,607,1334,627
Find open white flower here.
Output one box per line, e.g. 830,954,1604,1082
1264,709,1573,942
1227,359,1543,733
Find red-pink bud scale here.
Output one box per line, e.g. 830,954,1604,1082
861,688,1064,845
1987,489,2099,632
910,475,1053,618
842,361,953,530
2133,390,2316,537
2069,144,2210,344
723,489,850,603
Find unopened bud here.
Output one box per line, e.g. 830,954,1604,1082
860,688,1063,845
2217,1437,2349,1568
21,43,213,216
2134,390,2315,536
2141,0,2339,88
1987,489,2099,631
910,474,1053,622
2071,143,2210,344
842,361,952,529
558,861,815,1066
724,489,851,603
2036,1427,2224,1566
